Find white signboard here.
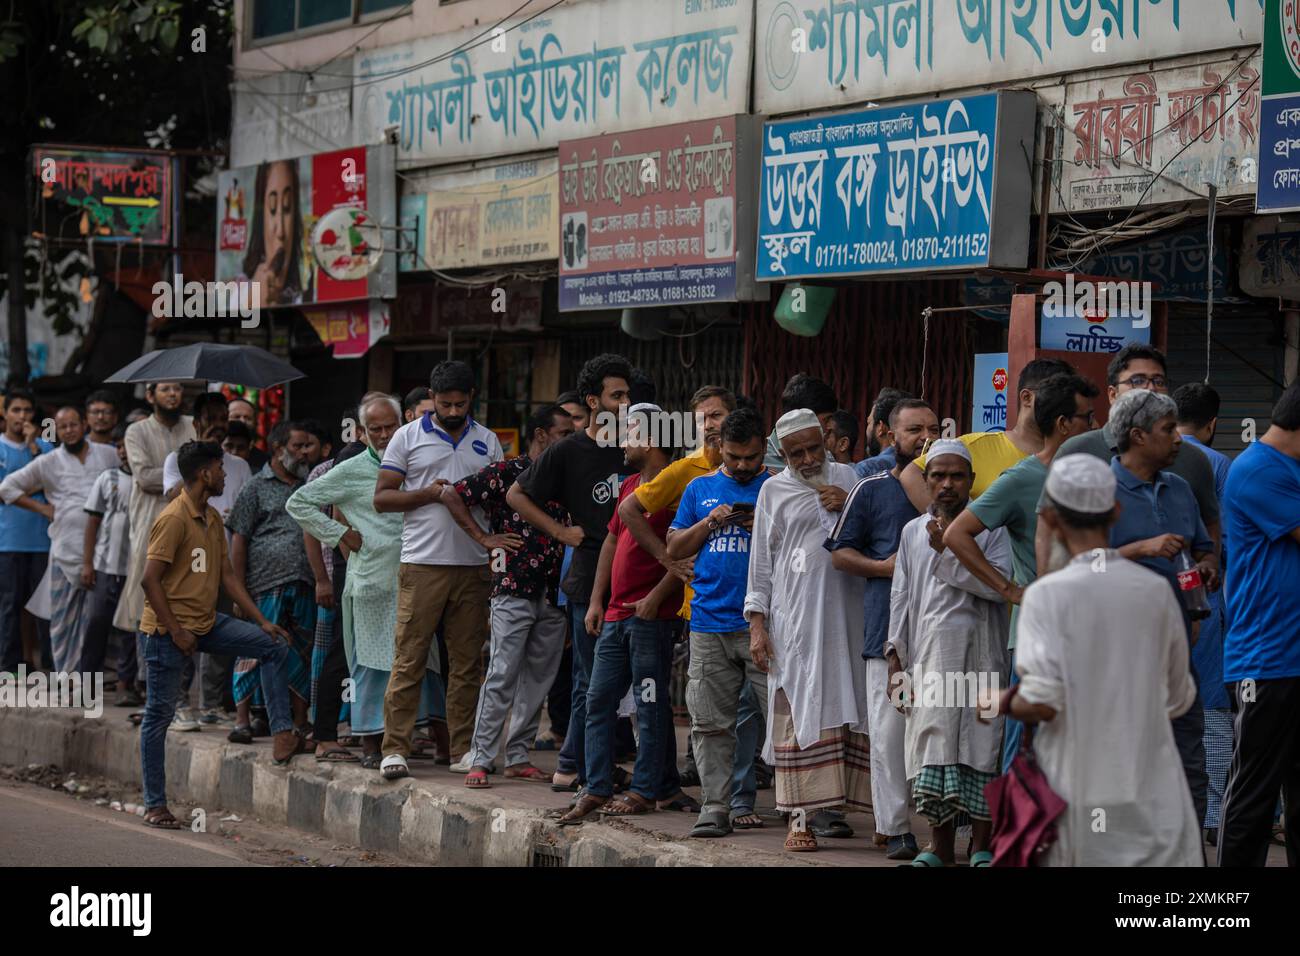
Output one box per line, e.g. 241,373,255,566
1046,48,1261,212
231,60,355,168
354,0,753,166
755,0,1262,116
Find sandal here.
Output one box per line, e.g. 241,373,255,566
657,793,702,813
464,768,491,789
144,807,185,830
729,809,764,829
551,772,581,793
784,829,819,852
558,792,606,826
689,808,732,839
810,810,854,839
315,744,359,762
360,753,383,770
970,850,993,867
380,754,409,780
601,792,654,816
503,765,549,781
907,851,947,867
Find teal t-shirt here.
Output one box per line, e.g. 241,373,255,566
967,454,1047,649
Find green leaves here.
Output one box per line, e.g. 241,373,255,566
72,1,185,59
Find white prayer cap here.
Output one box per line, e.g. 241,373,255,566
1044,453,1116,514
628,402,661,416
924,438,972,464
774,407,822,440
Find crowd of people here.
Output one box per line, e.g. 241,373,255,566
0,343,1296,866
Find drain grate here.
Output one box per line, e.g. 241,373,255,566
531,843,567,868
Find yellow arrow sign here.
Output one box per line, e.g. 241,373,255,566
103,196,160,207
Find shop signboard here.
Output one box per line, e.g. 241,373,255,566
756,91,1035,280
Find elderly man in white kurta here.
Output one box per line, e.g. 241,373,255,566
1011,453,1202,866
745,408,867,853
885,438,1010,867
0,407,117,671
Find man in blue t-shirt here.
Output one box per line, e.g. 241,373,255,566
825,397,936,860
1218,381,1300,867
0,388,53,673
667,407,771,839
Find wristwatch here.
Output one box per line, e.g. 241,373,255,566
706,516,719,531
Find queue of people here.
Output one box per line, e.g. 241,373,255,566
1,342,1296,867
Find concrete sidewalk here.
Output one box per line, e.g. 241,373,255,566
0,706,916,867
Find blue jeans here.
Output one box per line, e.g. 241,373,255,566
731,681,763,813
557,602,594,779
584,616,679,800
140,614,292,809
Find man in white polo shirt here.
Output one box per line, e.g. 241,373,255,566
374,361,503,779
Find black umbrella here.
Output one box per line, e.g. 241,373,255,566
105,343,305,389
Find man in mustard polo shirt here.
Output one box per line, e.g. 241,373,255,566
615,385,765,823
137,441,296,830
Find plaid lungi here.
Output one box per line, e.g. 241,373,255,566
49,563,91,674
912,764,996,826
770,689,872,813
1203,708,1233,830
309,605,349,724
232,583,314,705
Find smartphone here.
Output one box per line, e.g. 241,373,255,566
729,502,755,515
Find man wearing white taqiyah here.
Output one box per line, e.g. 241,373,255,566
746,408,868,853
1006,453,1202,866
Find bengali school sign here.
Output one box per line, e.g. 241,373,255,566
215,145,397,309
1257,0,1300,212
400,157,559,271
756,0,1263,116
1049,49,1261,212
756,91,1036,280
31,146,173,245
558,114,762,311
971,353,1009,432
353,0,752,167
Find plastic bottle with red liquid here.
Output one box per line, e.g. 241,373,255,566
1174,548,1211,621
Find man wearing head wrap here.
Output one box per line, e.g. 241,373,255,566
744,409,868,852
1006,454,1202,866
883,439,1011,866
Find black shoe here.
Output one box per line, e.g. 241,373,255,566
250,717,270,737
227,725,253,744
678,767,701,788
1205,828,1218,846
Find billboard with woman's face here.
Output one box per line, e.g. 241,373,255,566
217,145,397,308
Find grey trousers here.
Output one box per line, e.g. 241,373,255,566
687,629,770,816
465,593,567,769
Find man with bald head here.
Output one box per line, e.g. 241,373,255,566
0,406,117,671
745,408,868,853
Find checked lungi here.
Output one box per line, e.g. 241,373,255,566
232,582,314,706
912,764,996,826
770,689,872,813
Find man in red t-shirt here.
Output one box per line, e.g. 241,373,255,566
560,405,692,825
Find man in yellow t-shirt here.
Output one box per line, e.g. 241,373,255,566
899,359,1076,511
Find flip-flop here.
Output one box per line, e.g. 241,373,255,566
503,765,549,781
551,773,581,793
907,851,947,867
465,769,491,789
558,793,606,826
600,792,653,816
970,850,993,867
359,753,383,770
809,810,854,838
689,809,732,839
380,754,409,780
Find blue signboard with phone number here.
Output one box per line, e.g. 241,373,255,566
756,91,1036,281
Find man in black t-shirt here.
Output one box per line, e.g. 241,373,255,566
508,354,633,790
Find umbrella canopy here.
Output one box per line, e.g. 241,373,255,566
105,343,305,389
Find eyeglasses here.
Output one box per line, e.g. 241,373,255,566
1068,410,1096,424
1116,375,1167,389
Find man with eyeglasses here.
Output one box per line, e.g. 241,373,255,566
942,373,1099,772
1034,345,1220,576
85,390,121,447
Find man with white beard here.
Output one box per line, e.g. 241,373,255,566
745,408,867,853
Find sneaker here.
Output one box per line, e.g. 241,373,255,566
885,833,919,860
449,754,478,773
198,709,226,725
170,708,201,732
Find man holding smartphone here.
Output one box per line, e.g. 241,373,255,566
667,408,772,839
